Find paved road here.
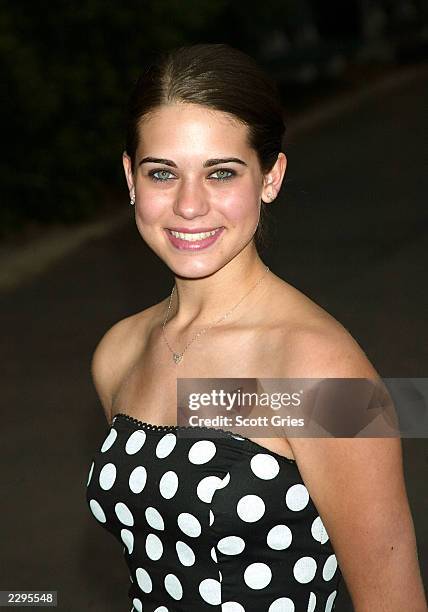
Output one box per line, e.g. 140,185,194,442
1,68,427,611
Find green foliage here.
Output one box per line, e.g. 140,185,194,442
0,1,230,236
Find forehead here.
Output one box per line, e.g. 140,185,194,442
137,103,253,157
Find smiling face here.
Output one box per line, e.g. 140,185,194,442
123,103,285,278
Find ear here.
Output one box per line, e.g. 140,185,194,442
261,152,287,203
122,151,135,195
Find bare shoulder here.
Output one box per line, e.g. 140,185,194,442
288,318,379,380
90,300,166,424
272,278,379,380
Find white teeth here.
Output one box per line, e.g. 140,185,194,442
169,229,220,241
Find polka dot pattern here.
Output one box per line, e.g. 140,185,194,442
129,465,147,494
164,573,183,600
293,556,317,584
86,414,343,610
159,470,179,499
115,502,134,526
136,567,152,593
269,597,295,611
267,524,292,550
146,533,163,561
101,428,117,453
98,462,116,490
244,562,272,589
176,540,195,566
236,494,265,522
199,578,221,605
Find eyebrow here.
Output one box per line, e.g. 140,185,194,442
138,156,248,168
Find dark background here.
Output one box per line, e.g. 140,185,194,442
1,0,427,237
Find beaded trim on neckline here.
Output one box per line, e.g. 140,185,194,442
112,412,298,466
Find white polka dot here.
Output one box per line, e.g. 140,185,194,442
219,570,222,582
269,597,295,612
209,510,215,526
307,592,316,612
89,499,106,523
311,516,329,544
121,529,134,554
164,573,183,600
211,546,218,562
237,494,265,522
285,484,309,511
145,506,164,531
199,578,221,605
154,608,169,612
244,562,272,589
267,524,292,550
125,430,147,455
99,462,116,490
156,433,177,458
250,454,280,479
136,567,152,593
217,536,245,555
222,603,245,612
325,590,337,612
146,533,163,561
115,502,134,526
322,554,337,581
197,475,224,503
188,440,217,464
159,470,179,499
86,462,94,486
177,512,201,537
176,541,195,566
101,428,117,452
129,465,147,493
293,556,317,583
218,472,231,488
132,598,143,612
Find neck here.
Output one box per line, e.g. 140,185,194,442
166,247,269,330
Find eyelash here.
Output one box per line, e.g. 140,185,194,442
148,168,236,182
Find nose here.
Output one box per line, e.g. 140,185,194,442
173,178,210,219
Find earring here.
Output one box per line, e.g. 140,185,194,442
130,192,135,206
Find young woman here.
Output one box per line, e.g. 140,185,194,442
86,44,426,611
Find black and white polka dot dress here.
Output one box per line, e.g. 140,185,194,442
86,413,342,611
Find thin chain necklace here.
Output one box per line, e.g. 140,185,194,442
162,266,270,364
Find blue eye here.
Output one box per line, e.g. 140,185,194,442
148,168,236,182
210,169,235,181
149,169,175,182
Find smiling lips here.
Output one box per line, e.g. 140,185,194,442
166,227,224,250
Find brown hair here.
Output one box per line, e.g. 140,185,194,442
124,43,286,251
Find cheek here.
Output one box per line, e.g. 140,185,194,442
135,195,166,225
134,179,261,228
220,185,260,225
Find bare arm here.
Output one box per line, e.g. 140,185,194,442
90,313,143,424
288,331,427,611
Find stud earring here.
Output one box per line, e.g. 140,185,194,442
130,192,135,206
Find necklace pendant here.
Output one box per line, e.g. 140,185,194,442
173,353,182,364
